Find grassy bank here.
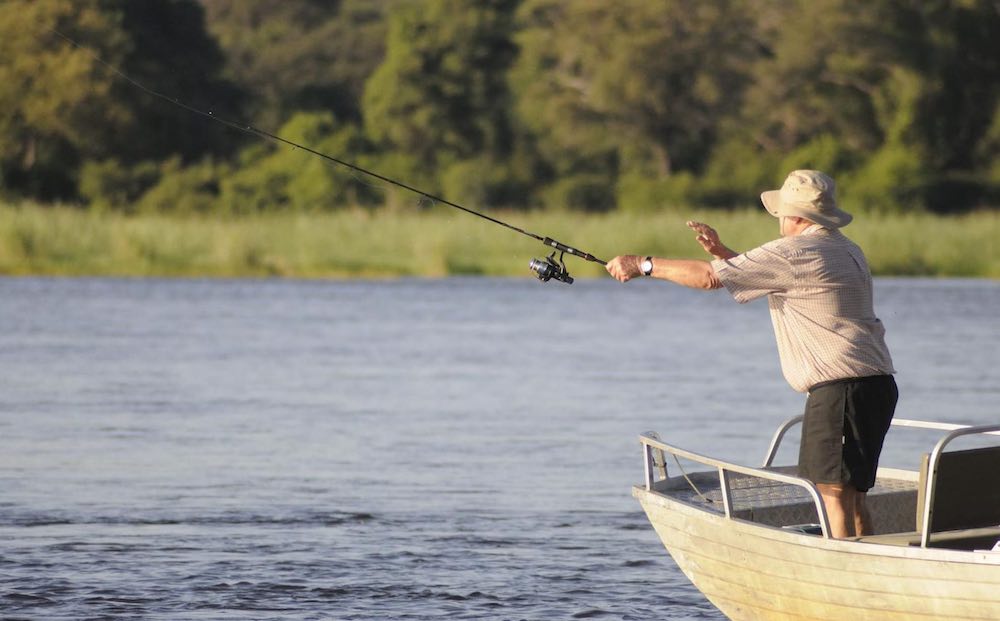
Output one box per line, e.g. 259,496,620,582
0,203,997,278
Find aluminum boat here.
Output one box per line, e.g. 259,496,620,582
634,416,1000,620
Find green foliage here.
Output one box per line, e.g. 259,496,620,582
977,105,1000,181
511,0,761,208
695,138,781,207
0,0,241,201
440,156,525,209
217,112,380,213
540,174,616,212
1,0,998,215
111,0,244,164
616,171,698,213
0,0,129,198
735,1,999,213
136,158,227,215
79,159,160,212
2,203,996,278
841,143,929,213
778,135,857,180
911,1,1000,172
363,0,518,192
202,0,392,128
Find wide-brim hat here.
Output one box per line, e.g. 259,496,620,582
760,170,852,229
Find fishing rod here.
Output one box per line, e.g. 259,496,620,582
49,29,605,285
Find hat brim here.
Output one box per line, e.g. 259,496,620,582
761,190,782,218
759,190,853,229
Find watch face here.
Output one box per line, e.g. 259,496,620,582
641,260,653,275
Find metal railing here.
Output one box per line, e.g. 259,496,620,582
642,416,1000,544
761,416,1000,468
639,431,833,538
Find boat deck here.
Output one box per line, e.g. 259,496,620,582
657,466,919,534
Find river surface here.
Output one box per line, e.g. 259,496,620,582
1,276,997,620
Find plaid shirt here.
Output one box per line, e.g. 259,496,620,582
711,225,895,393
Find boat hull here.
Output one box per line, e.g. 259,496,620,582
635,486,1000,621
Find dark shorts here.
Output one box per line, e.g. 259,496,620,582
798,375,898,492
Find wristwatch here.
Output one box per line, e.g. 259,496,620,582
641,256,654,276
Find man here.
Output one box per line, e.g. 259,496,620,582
606,170,897,539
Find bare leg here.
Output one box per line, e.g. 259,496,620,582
854,490,873,536
816,483,857,538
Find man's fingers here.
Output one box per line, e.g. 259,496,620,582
688,221,715,235
605,260,622,281
606,256,636,282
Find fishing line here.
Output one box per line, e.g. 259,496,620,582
48,28,605,284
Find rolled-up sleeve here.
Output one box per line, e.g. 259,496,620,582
711,241,793,304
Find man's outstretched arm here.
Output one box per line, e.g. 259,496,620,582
605,220,734,288
606,255,722,289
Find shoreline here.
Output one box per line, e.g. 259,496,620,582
1,204,997,279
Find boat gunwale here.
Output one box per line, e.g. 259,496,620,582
637,488,1000,621
634,483,1000,566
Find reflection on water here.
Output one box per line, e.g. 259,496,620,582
0,276,997,619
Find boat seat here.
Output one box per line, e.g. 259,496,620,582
855,525,1000,549
855,445,1000,549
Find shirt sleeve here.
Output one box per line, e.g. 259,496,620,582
710,240,794,304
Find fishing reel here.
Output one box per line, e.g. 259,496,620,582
529,251,574,284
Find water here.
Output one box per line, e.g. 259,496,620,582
1,276,997,620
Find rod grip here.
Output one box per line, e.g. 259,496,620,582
542,237,606,264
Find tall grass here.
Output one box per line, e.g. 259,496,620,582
0,202,996,278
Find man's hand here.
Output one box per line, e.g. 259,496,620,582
686,221,736,260
605,255,643,282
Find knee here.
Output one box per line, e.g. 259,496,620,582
816,482,857,499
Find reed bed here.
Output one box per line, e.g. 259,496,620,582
0,203,996,278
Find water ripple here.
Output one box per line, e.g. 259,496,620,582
5,277,993,620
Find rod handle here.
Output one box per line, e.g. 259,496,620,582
542,237,606,265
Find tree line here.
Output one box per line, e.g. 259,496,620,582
1,0,998,215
